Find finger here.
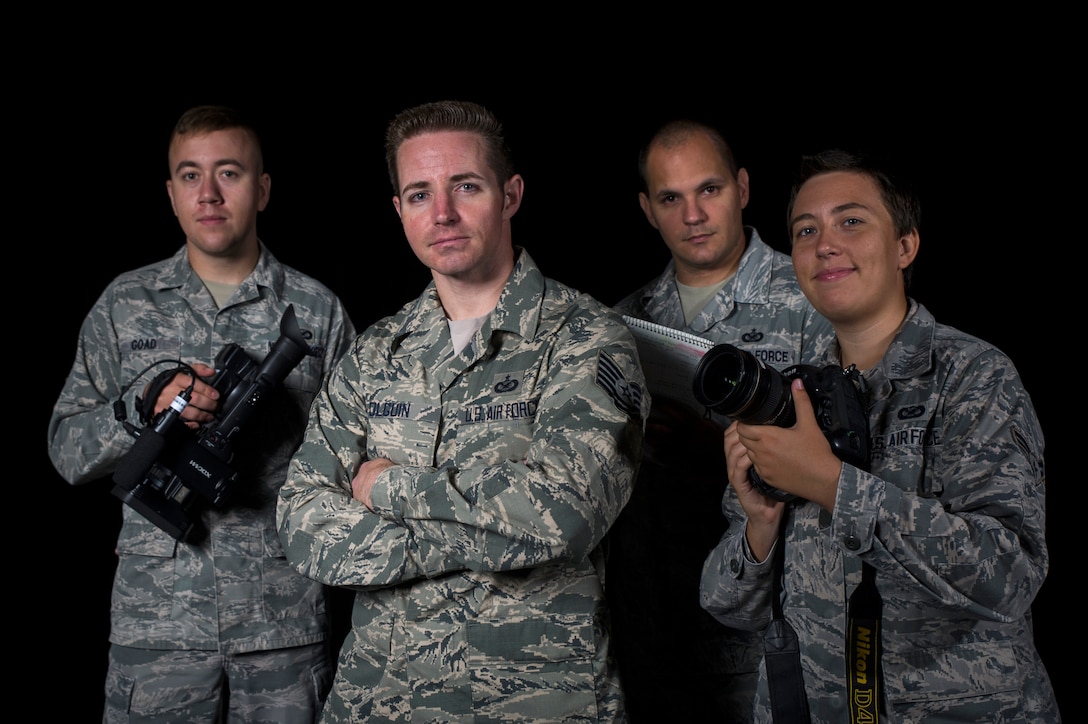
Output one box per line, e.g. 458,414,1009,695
189,362,216,377
788,377,816,427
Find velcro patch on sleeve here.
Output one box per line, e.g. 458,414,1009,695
595,350,643,419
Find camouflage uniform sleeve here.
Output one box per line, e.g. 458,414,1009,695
320,297,356,372
277,318,649,589
833,345,1048,622
47,290,139,485
699,486,778,631
276,351,415,588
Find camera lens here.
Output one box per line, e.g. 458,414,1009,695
692,344,796,426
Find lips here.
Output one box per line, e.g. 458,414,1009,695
815,266,854,281
430,235,469,247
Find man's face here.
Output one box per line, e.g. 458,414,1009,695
166,128,270,260
392,130,521,286
638,132,750,285
789,170,917,328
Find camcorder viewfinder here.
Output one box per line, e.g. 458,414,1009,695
111,305,316,542
692,343,869,501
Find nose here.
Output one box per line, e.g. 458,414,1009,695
198,176,222,204
683,196,708,225
816,230,839,258
433,190,459,225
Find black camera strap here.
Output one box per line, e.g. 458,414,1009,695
847,562,883,723
764,510,812,724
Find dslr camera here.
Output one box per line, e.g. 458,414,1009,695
112,305,316,542
691,344,869,501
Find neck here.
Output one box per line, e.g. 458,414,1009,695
675,263,738,288
434,253,514,321
187,241,260,285
835,299,909,371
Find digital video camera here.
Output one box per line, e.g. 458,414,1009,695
691,344,869,501
112,305,316,542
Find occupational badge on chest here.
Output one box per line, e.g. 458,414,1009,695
491,372,525,395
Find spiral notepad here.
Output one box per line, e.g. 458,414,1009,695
622,315,715,413
622,316,715,351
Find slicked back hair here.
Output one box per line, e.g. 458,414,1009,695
384,100,515,196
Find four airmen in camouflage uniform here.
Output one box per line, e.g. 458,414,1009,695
50,104,1059,722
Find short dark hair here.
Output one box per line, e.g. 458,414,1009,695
637,119,739,194
384,100,515,195
169,105,264,171
787,148,921,289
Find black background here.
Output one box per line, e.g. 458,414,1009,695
28,43,1074,720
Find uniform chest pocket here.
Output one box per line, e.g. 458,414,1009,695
367,413,438,467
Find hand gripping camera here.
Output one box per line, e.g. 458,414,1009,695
111,305,317,542
691,344,869,502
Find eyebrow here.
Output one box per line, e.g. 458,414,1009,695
173,157,246,175
399,171,486,198
790,201,873,227
653,175,728,200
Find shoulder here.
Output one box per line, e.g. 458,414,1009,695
85,253,187,316
909,303,1012,371
925,318,1043,449
542,279,634,342
104,254,178,290
931,320,1021,385
273,260,346,307
737,231,807,301
901,304,1034,414
345,294,421,357
266,259,354,338
613,269,670,315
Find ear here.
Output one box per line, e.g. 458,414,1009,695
638,192,659,230
502,174,524,220
392,194,403,220
898,229,920,269
165,179,178,217
257,173,271,212
736,167,751,210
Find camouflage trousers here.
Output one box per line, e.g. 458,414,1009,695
103,642,333,723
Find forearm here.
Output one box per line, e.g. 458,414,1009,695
371,427,636,570
48,401,135,484
280,352,642,588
